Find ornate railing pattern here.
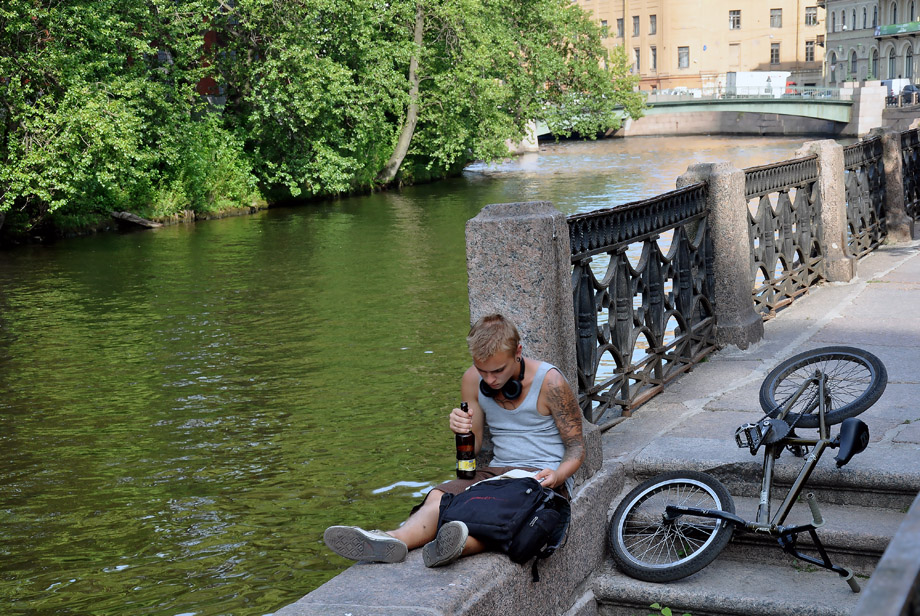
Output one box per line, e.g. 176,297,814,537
568,184,717,426
843,137,887,258
744,155,825,319
900,128,920,222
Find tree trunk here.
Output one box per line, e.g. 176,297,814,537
376,4,424,185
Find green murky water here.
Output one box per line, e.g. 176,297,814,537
0,136,821,615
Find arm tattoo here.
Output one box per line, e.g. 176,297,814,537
545,371,585,466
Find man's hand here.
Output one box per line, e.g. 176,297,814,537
449,405,474,435
534,469,560,488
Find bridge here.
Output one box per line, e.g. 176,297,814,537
533,87,858,138
642,91,853,123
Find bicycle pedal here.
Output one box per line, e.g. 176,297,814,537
735,423,763,454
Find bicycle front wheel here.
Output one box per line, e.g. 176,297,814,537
759,346,887,428
608,471,735,583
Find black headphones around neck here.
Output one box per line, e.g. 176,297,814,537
479,358,526,400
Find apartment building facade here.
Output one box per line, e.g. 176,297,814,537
575,1,826,91
826,0,920,85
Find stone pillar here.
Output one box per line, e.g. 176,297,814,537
677,163,764,350
466,201,600,483
870,127,915,243
843,83,888,136
796,139,856,282
465,201,577,384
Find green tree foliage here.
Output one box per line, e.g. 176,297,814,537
0,0,261,233
1,0,642,235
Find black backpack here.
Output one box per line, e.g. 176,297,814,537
437,477,571,581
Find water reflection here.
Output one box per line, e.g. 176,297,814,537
0,135,836,615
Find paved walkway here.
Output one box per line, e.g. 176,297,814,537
603,238,920,468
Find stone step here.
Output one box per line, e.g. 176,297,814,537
591,556,863,616
718,495,903,576
629,435,920,511
606,482,901,580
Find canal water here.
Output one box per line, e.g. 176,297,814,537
0,135,831,615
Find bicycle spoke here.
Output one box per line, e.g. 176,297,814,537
619,482,721,566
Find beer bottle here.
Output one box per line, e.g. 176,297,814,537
456,402,476,479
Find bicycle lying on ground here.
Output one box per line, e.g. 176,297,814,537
608,346,888,592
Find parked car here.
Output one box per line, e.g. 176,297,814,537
901,84,920,95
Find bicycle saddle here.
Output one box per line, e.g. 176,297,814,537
833,418,870,468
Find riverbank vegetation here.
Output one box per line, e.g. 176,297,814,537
0,0,644,240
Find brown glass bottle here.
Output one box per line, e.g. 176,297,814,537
456,402,476,479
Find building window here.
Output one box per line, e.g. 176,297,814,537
617,18,624,37
634,47,640,71
729,10,741,29
633,15,639,36
851,50,858,75
649,14,657,35
852,9,857,28
841,10,846,30
864,7,868,29
651,46,657,70
912,2,917,21
805,6,818,26
893,3,898,25
771,8,782,28
872,49,879,78
889,49,897,78
830,51,838,83
874,6,878,27
805,40,815,62
907,48,914,79
771,42,780,64
678,46,690,68
832,12,836,32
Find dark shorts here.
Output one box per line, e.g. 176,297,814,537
410,466,569,516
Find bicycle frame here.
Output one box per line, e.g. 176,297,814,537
662,370,861,591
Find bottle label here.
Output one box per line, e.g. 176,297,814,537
457,459,476,472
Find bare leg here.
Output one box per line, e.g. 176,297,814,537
387,489,485,555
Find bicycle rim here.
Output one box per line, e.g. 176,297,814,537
616,478,727,571
761,347,886,428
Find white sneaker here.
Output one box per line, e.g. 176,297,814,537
324,526,408,563
422,521,469,568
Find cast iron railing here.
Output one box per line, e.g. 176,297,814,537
568,184,717,427
901,128,920,222
744,155,825,319
843,137,887,258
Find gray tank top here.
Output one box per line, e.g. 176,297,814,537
479,361,565,470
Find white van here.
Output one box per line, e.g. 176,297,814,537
881,78,911,96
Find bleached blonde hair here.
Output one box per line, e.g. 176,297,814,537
467,314,521,362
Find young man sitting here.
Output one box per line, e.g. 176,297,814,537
324,313,585,568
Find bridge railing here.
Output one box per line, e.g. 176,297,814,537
646,86,849,104
743,155,826,319
563,131,916,423
568,185,717,426
886,92,920,107
900,128,920,222
843,137,887,258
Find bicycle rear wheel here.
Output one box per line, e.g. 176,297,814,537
759,346,887,428
608,471,735,583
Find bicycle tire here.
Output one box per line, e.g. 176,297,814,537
608,471,735,583
759,346,887,428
